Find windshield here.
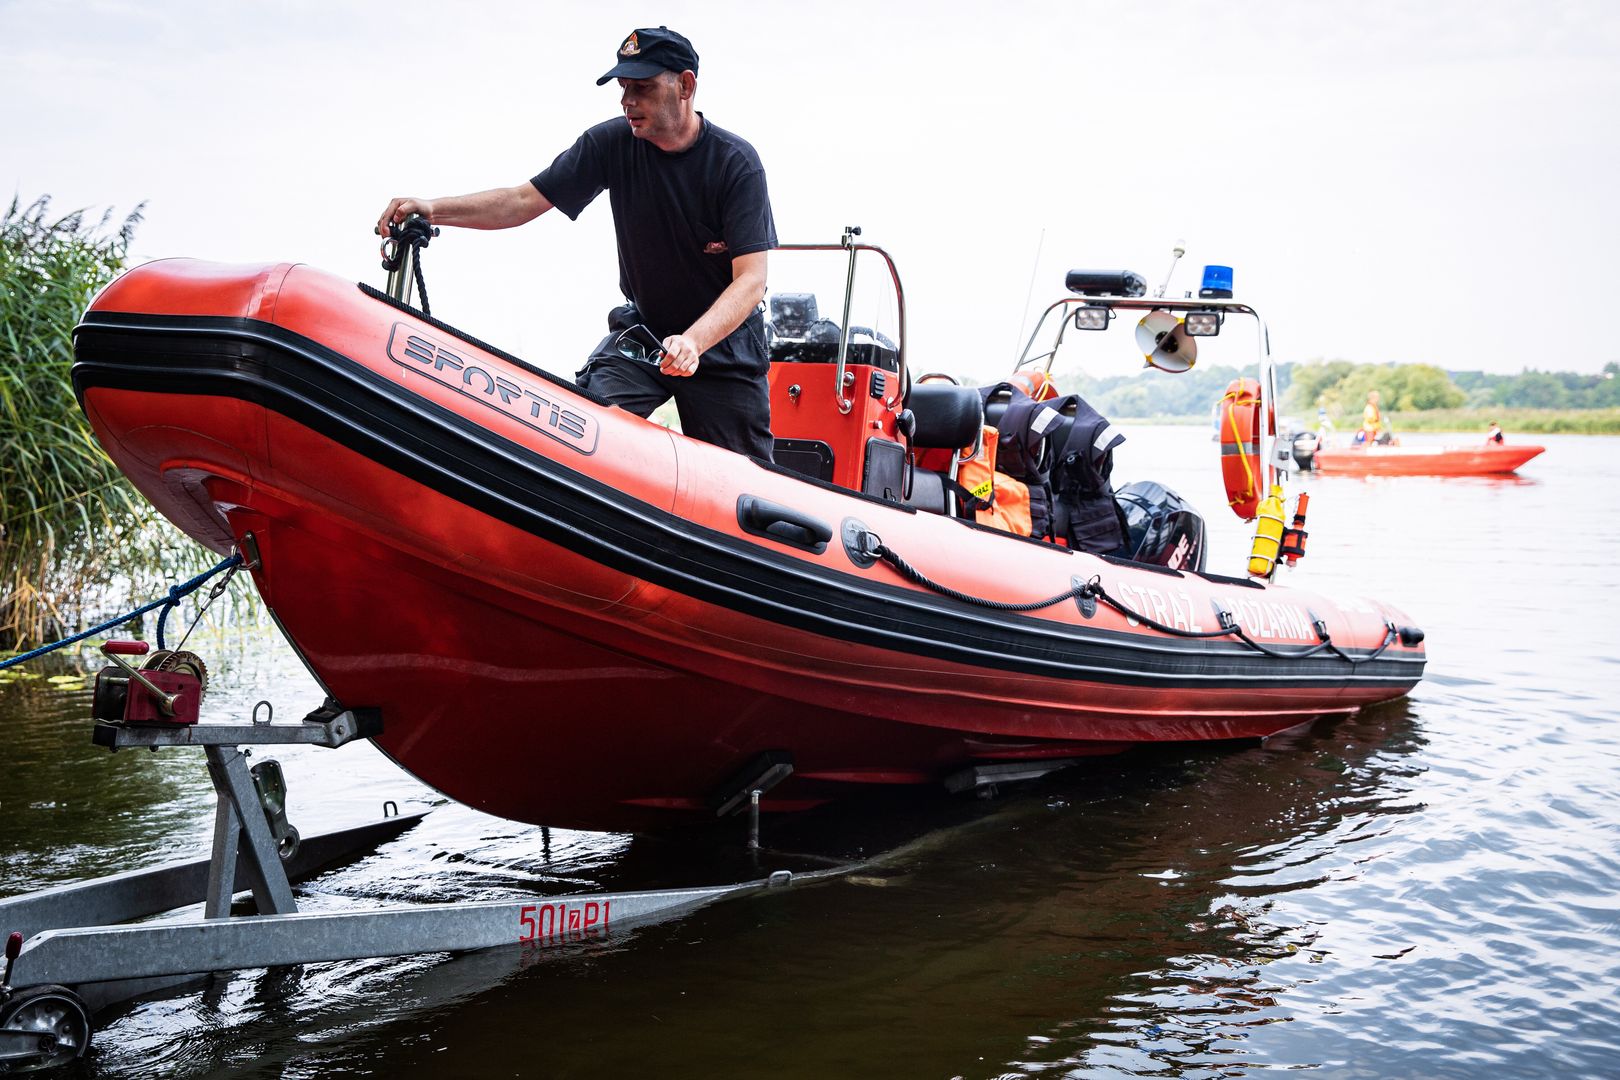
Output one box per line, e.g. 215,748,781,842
766,244,904,371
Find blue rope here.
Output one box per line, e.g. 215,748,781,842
0,553,244,671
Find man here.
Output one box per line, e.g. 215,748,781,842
376,26,777,459
1359,390,1384,445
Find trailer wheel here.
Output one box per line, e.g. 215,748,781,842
0,984,91,1072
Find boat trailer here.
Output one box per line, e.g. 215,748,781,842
0,664,802,1073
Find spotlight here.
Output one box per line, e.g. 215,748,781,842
1072,305,1110,331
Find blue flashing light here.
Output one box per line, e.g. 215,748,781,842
1199,264,1234,298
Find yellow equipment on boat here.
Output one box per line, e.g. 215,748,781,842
1248,484,1287,577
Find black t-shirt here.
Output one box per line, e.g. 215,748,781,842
532,115,776,365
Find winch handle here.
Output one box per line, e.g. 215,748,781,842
98,640,178,716
102,640,151,656
3,930,20,988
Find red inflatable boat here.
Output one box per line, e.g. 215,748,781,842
72,240,1425,830
1311,441,1544,477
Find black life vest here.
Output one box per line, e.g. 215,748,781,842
1045,393,1128,553
980,384,1050,480
978,383,1063,541
978,384,1126,552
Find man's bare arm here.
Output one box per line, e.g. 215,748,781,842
376,183,553,236
659,250,769,376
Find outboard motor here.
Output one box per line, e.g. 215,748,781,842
1115,480,1207,573
1292,430,1319,471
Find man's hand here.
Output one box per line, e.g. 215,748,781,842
659,334,701,377
377,198,434,237
375,186,553,235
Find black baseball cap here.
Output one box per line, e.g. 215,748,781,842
595,27,699,85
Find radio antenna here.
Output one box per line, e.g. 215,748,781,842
1154,240,1187,299
1012,228,1046,362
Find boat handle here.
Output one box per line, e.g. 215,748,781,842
736,496,833,555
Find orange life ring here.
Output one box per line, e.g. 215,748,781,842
1008,369,1059,402
1219,378,1263,520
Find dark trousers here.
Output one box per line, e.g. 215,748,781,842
577,334,774,461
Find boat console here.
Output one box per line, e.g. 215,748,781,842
765,228,911,498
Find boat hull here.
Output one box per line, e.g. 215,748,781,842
1313,442,1544,477
73,260,1426,830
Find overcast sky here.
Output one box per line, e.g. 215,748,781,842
6,0,1618,382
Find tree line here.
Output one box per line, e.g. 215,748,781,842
1051,357,1620,421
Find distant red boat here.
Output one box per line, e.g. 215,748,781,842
1311,441,1544,477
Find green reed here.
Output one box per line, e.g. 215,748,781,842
1,195,224,649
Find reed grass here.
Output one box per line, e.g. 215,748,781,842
1,195,222,649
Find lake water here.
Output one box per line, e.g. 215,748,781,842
3,426,1617,1078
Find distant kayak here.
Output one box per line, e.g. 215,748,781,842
1311,441,1545,477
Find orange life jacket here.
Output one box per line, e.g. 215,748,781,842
959,427,1033,536
979,472,1033,536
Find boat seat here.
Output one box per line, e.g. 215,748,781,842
901,383,984,516
907,383,983,449
903,466,949,514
